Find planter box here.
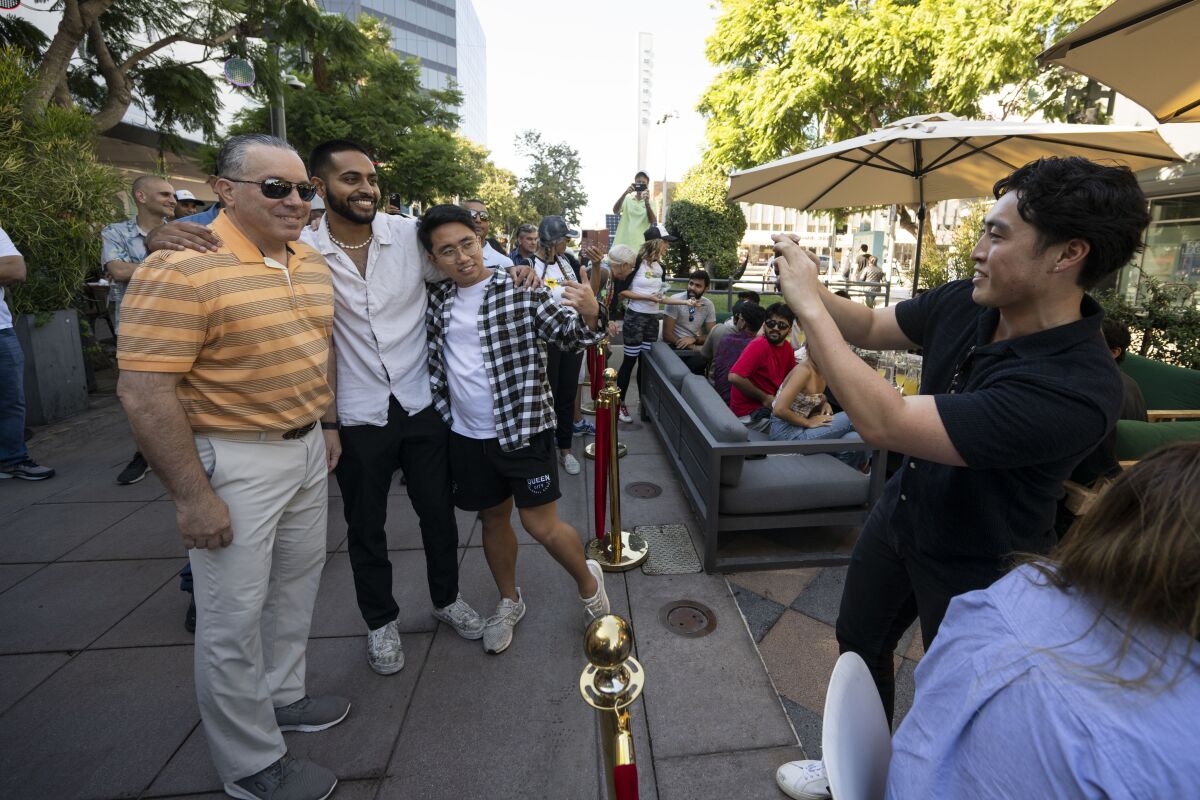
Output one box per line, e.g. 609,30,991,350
14,310,89,426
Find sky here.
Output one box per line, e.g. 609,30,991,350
471,0,721,229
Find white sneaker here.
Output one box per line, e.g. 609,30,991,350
431,593,485,640
776,760,830,800
617,404,633,424
483,589,526,654
366,620,404,675
581,559,610,620
561,452,581,475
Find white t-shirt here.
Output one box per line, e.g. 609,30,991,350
482,242,513,269
444,279,496,439
533,256,577,313
0,225,19,330
626,260,666,314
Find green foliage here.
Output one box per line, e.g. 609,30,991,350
1097,273,1200,370
699,0,1106,172
514,131,588,225
663,167,748,279
449,136,536,239
228,17,471,205
912,202,987,290
0,48,123,318
0,15,48,61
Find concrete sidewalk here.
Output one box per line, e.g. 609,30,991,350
0,381,806,800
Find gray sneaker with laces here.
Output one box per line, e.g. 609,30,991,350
224,753,336,800
366,619,404,675
274,694,351,732
582,559,610,621
482,589,526,654
431,592,485,639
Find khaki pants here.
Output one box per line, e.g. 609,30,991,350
190,426,328,782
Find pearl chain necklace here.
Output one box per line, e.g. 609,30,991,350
326,217,373,251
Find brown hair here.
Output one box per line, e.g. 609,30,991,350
638,239,667,266
1028,442,1200,680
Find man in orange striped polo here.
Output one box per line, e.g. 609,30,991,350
117,134,346,800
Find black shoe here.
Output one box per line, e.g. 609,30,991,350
117,451,150,485
185,597,196,633
0,459,55,481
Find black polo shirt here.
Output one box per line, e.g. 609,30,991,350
872,279,1122,570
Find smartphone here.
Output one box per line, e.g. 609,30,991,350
632,182,647,192
389,193,403,208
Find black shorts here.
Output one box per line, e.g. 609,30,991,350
621,309,660,348
448,428,561,511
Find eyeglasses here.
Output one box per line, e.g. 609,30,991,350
947,346,977,394
224,177,318,202
467,209,490,221
763,320,790,331
435,238,481,262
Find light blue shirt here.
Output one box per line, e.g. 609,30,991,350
99,216,153,327
887,565,1200,799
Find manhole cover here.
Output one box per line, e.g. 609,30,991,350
626,481,662,498
660,600,716,637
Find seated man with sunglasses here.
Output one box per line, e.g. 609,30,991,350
463,199,512,269
727,303,798,432
116,133,346,800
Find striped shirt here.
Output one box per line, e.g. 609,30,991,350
117,211,334,432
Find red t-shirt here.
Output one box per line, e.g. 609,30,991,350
728,336,794,417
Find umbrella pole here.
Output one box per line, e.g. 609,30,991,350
912,203,926,293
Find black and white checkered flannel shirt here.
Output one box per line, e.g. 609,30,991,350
426,270,603,452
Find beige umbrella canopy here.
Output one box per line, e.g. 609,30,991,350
727,113,1181,288
1038,0,1200,124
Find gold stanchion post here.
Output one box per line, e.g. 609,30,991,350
585,368,648,571
585,340,627,460
579,615,644,800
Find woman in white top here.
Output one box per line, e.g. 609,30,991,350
614,234,692,423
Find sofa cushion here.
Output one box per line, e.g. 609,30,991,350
1120,354,1200,410
720,454,870,515
649,340,691,390
1115,419,1200,461
680,373,747,486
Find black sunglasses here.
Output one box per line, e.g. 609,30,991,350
763,320,790,330
224,177,318,202
467,209,490,221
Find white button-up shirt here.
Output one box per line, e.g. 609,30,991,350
301,214,442,427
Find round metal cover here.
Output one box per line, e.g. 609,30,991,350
660,600,716,638
626,481,662,499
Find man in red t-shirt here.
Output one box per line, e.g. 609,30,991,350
728,302,797,430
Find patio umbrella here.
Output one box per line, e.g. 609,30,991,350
727,113,1181,290
1038,0,1200,124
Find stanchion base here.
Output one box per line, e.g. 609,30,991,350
586,531,650,572
585,442,627,460
581,401,597,416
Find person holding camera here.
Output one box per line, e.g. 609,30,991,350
611,171,657,252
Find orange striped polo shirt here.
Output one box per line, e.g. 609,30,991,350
117,212,334,432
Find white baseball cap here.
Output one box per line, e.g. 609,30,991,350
174,189,198,202
310,195,324,210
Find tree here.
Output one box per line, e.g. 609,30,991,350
663,167,748,279
911,202,987,290
698,0,1106,232
2,0,372,140
451,137,537,238
0,47,124,318
514,130,588,225
228,17,471,205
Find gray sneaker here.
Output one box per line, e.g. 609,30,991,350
274,695,351,733
366,619,404,675
224,753,336,800
582,559,610,621
431,593,485,640
482,589,526,655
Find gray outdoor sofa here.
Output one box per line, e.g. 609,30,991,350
639,340,887,572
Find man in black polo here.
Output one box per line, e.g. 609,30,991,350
769,157,1148,796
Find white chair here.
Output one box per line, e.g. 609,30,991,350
822,651,892,800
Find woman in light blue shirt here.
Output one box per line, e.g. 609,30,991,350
887,442,1200,799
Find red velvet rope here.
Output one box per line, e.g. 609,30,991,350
613,764,639,800
593,404,609,540
590,347,605,401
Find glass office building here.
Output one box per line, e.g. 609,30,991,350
321,0,487,145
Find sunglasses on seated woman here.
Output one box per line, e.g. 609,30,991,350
223,177,319,202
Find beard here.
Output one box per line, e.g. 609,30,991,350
327,192,377,225
687,289,703,299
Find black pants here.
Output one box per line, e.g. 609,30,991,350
834,515,1003,726
336,399,460,629
546,345,583,450
675,347,707,375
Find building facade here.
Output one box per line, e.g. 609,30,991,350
321,0,487,145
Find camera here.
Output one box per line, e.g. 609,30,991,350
633,182,647,192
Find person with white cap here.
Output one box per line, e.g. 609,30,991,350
173,189,206,219
307,194,325,226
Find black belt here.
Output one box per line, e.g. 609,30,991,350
282,421,317,440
